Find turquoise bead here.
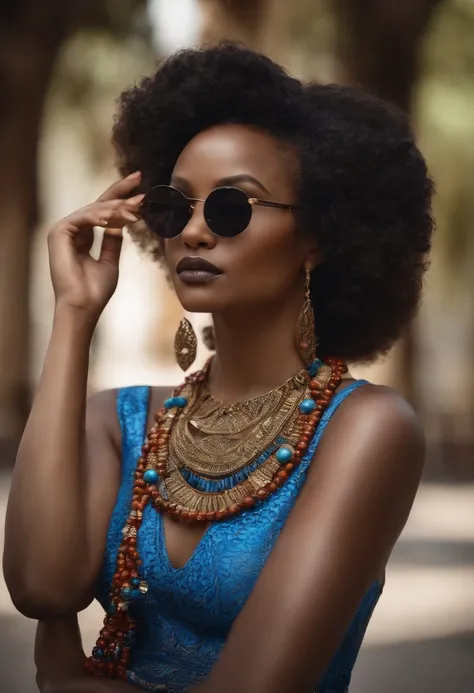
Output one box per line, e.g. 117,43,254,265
143,469,158,485
299,398,316,414
131,589,141,600
276,446,293,463
121,587,132,600
308,359,322,377
164,396,188,409
131,577,141,588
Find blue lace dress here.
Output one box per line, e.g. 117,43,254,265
96,381,383,693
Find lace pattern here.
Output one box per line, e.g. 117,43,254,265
95,381,382,693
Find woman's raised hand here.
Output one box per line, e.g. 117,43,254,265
48,171,144,322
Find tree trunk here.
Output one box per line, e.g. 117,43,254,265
0,0,147,464
334,0,444,406
0,14,65,461
199,0,272,48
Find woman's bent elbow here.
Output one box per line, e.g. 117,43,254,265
5,575,93,620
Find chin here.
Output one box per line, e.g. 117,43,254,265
176,286,226,314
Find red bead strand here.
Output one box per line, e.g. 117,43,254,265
85,358,345,679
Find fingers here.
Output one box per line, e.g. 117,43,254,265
99,227,123,267
51,198,144,235
96,171,143,202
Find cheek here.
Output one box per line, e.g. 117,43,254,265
229,218,302,294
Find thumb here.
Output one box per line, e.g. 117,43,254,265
98,227,123,267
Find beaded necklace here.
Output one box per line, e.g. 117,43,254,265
85,356,346,680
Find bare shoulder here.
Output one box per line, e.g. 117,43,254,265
336,381,423,436
85,384,174,444
307,382,425,496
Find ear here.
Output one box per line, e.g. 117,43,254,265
304,246,322,272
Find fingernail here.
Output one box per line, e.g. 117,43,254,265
123,211,139,222
129,171,141,179
126,194,145,204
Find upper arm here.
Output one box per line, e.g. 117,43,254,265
200,385,425,693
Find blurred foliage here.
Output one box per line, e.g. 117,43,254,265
45,21,157,173
416,0,474,288
422,0,474,84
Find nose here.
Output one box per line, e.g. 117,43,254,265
180,201,217,250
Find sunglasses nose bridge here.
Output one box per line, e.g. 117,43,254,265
180,198,216,248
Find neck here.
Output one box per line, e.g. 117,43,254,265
208,297,306,402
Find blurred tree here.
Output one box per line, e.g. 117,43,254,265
0,0,148,461
332,0,446,405
199,0,271,46
198,0,287,57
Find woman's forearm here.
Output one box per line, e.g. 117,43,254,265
4,308,95,616
35,618,135,693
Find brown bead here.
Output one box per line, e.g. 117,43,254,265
180,510,190,520
296,442,308,451
135,479,146,488
294,449,302,459
215,508,230,521
276,470,288,480
229,504,241,515
256,488,268,499
120,570,129,579
206,511,216,521
128,538,137,546
284,462,295,472
196,513,207,522
188,511,198,522
272,477,283,488
132,501,141,511
168,503,177,512
300,433,311,443
266,482,278,493
323,388,333,397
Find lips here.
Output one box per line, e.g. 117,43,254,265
176,257,223,275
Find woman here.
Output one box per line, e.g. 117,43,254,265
3,43,433,693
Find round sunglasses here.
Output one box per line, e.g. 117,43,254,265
139,185,299,239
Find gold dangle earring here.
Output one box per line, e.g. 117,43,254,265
174,317,197,371
296,268,318,366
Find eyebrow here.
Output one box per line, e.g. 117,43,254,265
170,174,270,196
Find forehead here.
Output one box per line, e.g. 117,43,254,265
172,123,297,192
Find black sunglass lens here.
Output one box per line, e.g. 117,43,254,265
141,187,189,239
204,187,252,237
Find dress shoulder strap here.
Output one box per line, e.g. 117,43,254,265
117,386,150,483
304,380,368,462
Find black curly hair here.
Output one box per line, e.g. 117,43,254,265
113,42,434,363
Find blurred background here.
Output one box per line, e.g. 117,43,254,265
0,0,473,691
